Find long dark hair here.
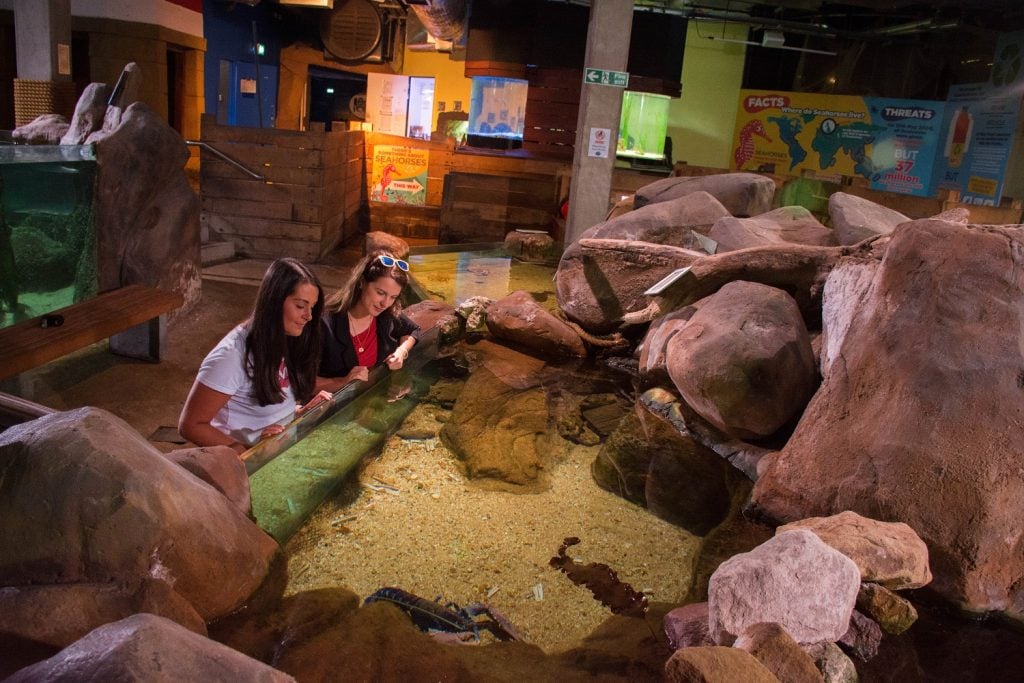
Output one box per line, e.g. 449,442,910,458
246,258,323,405
325,251,409,318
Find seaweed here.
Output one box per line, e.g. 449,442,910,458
549,536,648,618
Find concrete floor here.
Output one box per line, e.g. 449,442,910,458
0,251,366,451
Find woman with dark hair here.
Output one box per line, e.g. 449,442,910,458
179,258,329,454
318,252,420,392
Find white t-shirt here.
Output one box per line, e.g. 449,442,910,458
196,325,297,445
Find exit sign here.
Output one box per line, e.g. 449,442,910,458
584,68,629,87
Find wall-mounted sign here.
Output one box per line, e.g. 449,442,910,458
371,145,428,205
239,78,257,95
584,68,629,88
588,127,611,158
732,90,946,197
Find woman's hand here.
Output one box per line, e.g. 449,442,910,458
260,424,285,440
385,348,408,370
296,389,333,415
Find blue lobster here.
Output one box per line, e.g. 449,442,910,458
364,587,522,643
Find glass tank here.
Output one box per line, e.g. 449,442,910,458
467,76,528,150
617,91,670,160
0,144,98,330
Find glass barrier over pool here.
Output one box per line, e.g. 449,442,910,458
244,245,561,542
0,145,98,329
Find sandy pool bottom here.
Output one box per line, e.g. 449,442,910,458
283,404,699,653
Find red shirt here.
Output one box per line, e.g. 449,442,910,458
354,317,378,367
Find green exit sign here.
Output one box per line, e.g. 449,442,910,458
584,68,629,88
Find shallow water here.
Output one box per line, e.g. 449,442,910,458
243,246,1024,677
0,145,97,328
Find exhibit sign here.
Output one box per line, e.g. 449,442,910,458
732,90,946,197
933,81,1022,206
370,145,428,205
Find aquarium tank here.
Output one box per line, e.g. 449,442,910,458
0,144,98,330
617,91,670,160
467,76,528,150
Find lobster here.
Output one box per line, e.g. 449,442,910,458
364,587,522,643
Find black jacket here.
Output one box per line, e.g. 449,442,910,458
319,310,420,378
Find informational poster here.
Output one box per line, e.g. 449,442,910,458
370,145,428,205
991,30,1024,87
366,74,410,136
732,90,945,197
933,82,1022,206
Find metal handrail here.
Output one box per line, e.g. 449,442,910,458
185,139,264,181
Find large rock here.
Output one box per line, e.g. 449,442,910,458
504,230,558,263
162,445,252,515
634,173,777,217
709,206,837,251
751,220,1024,620
828,192,909,245
5,614,294,682
557,238,706,333
708,530,860,645
555,191,730,333
440,363,560,491
486,290,586,357
778,510,932,589
592,409,738,535
0,408,279,620
92,101,201,318
663,602,714,650
819,259,880,377
60,82,112,145
665,280,818,439
0,579,206,649
12,114,69,144
664,646,780,682
856,582,918,635
734,622,824,683
364,231,410,259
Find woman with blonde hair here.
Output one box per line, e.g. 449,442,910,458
318,252,419,392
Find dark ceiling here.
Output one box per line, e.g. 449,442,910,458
632,0,1024,36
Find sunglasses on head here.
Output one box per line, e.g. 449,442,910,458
375,254,410,272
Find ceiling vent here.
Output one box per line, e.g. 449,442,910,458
320,0,384,61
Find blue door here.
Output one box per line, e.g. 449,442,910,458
227,61,278,128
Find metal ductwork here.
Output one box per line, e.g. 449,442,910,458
407,0,466,43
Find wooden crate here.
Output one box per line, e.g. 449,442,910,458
438,171,559,243
200,116,364,260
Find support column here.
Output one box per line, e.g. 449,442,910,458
565,0,634,245
13,0,76,127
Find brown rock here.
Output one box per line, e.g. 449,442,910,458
486,290,586,357
92,102,201,319
709,206,837,251
664,602,714,650
404,300,463,347
801,642,858,683
778,511,932,589
665,280,818,439
635,172,777,217
930,207,970,223
162,445,251,515
0,579,205,649
838,610,882,662
734,622,824,683
12,114,69,144
751,220,1024,620
504,230,558,263
856,582,918,635
665,646,780,682
5,614,294,682
0,407,279,621
60,82,112,145
828,192,909,245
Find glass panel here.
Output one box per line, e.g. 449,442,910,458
467,77,528,145
0,145,98,329
617,91,670,160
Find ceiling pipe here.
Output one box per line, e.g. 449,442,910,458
404,0,466,43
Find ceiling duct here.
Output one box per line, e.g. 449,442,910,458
320,0,384,61
407,0,466,43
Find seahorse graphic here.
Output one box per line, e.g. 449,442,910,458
734,120,772,169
